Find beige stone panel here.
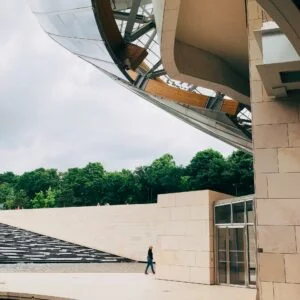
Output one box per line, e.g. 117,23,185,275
247,0,262,21
164,60,179,78
162,9,178,32
295,227,300,253
180,236,211,252
185,220,210,237
208,191,231,203
259,253,285,282
254,149,278,173
278,148,300,173
160,48,174,65
175,251,196,266
248,25,257,42
285,254,300,283
257,225,296,253
274,283,300,300
248,18,263,32
190,267,213,284
157,193,176,207
261,282,274,300
253,124,288,149
250,59,263,81
268,173,300,198
169,265,190,282
165,0,180,10
252,102,299,126
288,124,300,147
160,236,182,250
249,38,262,61
155,208,171,222
189,206,210,221
156,250,176,265
254,173,268,198
195,251,214,268
257,199,300,226
251,80,263,103
164,221,186,236
156,264,170,280
171,207,190,220
175,190,209,207
161,30,175,50
262,84,272,102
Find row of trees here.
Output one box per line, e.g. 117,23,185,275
0,149,254,209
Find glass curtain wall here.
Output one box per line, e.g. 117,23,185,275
27,0,127,79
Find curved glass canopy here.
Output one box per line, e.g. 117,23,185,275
27,0,252,152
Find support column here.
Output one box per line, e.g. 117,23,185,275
248,1,300,299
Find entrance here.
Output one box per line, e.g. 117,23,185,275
214,196,256,287
217,226,246,285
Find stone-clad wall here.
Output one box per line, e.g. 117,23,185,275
248,1,300,299
0,190,230,285
0,204,159,262
156,190,229,284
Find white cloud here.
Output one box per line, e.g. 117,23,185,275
0,1,234,174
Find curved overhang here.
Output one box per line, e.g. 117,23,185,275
27,0,253,152
154,0,250,105
114,71,252,152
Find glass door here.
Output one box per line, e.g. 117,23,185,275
216,226,246,285
217,227,228,284
229,227,245,285
248,225,256,285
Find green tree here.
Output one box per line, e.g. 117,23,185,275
187,149,227,192
224,150,254,196
58,163,105,207
4,188,16,209
32,187,56,208
0,149,254,208
16,168,59,200
0,183,13,204
15,189,31,209
0,172,17,185
135,154,184,202
102,169,140,205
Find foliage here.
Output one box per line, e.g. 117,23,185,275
0,150,254,209
32,187,56,208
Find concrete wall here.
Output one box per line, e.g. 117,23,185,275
0,204,159,262
248,1,300,299
156,190,230,284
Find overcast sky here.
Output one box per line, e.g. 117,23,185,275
0,1,234,174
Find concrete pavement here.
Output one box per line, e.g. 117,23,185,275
0,273,256,300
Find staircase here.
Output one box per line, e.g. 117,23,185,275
0,223,133,264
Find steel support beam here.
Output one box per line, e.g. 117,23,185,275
124,0,142,40
148,69,166,78
125,21,156,42
114,11,149,24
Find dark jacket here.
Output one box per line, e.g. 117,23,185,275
147,248,153,260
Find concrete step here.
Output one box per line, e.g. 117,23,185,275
0,223,133,264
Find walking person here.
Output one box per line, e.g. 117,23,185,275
145,246,155,274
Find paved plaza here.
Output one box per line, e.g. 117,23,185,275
0,273,256,300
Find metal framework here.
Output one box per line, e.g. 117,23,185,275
111,0,253,151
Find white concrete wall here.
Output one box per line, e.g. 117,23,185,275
156,190,230,284
0,204,159,262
